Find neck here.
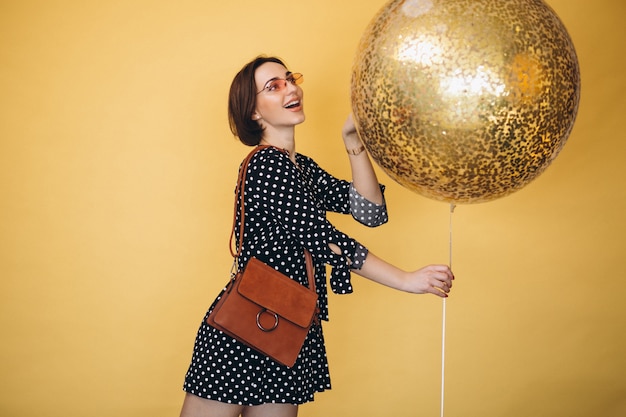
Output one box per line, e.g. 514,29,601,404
259,128,296,161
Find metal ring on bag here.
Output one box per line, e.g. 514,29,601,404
256,309,279,332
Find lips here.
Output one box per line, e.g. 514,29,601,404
284,99,301,109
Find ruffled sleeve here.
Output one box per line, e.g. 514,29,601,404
349,184,388,227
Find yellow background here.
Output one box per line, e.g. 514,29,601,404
1,0,624,416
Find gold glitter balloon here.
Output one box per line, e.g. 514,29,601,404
351,0,580,203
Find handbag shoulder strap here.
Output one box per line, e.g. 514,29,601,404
229,145,316,293
229,145,267,259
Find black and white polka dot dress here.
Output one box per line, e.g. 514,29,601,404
183,146,387,405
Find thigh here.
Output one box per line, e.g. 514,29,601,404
242,403,298,417
179,393,244,417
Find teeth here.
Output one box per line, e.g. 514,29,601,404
284,100,300,109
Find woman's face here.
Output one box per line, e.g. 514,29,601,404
252,62,305,134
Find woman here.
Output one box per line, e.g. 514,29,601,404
180,56,455,417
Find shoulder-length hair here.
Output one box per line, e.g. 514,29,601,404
228,56,287,146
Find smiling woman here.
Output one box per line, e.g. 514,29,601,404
252,61,307,152
178,55,454,417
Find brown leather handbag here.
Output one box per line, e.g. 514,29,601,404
207,146,319,368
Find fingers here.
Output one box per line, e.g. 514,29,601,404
429,279,450,297
424,265,455,297
428,264,455,277
404,264,456,297
424,265,454,282
429,287,448,298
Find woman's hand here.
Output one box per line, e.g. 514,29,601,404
342,114,362,148
401,264,455,297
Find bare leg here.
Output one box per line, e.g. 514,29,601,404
242,403,298,417
179,393,244,417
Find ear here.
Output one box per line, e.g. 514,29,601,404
251,111,261,121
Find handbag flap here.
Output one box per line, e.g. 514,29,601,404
238,257,318,328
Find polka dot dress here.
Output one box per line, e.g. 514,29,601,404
183,147,387,405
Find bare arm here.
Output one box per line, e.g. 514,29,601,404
342,114,383,205
339,115,453,296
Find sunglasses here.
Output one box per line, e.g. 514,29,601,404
257,73,304,94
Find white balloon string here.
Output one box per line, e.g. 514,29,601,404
441,203,455,417
440,297,446,417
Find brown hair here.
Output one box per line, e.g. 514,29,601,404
228,56,287,146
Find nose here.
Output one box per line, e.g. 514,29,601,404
285,79,299,94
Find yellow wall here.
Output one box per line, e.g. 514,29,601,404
1,0,624,416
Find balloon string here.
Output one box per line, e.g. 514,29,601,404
441,203,455,417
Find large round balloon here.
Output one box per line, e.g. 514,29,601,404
351,0,580,204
